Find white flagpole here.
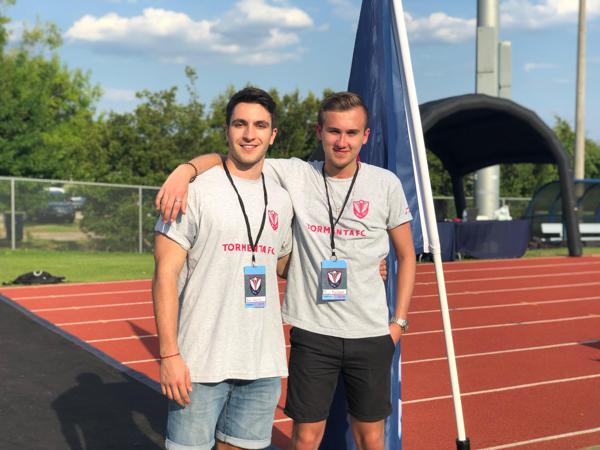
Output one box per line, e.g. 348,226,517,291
390,1,470,448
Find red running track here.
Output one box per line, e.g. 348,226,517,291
1,256,599,449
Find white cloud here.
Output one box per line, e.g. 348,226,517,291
103,88,137,102
404,0,600,46
502,0,600,30
405,12,476,44
233,0,312,28
524,62,557,72
65,0,313,65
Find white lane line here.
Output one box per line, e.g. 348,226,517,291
0,278,151,290
416,260,600,276
13,283,284,301
403,339,600,365
87,334,157,343
123,358,159,364
57,315,155,326
411,296,600,315
416,270,600,286
413,281,600,299
407,315,600,336
273,418,292,424
12,289,151,301
32,301,152,312
479,427,600,450
404,373,600,404
51,314,599,332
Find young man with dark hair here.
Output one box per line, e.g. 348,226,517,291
153,87,293,450
157,91,416,450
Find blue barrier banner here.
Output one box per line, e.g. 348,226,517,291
322,1,425,449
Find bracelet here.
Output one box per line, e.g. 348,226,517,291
160,352,180,360
183,162,198,182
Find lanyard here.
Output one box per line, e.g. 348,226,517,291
321,163,359,260
223,160,268,265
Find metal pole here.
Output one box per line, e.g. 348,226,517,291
391,2,469,447
574,0,586,180
475,0,500,220
138,187,143,253
10,178,16,250
433,253,470,450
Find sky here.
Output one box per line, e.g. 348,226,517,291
5,0,600,140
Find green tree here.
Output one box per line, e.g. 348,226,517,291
0,8,101,180
93,68,208,185
269,89,321,160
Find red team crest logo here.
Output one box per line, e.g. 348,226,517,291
327,270,342,288
249,276,262,295
268,210,279,231
353,200,370,219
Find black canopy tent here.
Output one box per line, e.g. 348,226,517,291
420,93,582,257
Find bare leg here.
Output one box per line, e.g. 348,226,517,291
350,417,385,450
292,420,327,450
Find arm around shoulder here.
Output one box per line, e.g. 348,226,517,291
155,153,225,223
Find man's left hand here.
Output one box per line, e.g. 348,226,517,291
389,323,403,345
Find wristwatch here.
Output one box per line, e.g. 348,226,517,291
389,316,409,333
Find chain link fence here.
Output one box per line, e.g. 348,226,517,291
0,176,532,253
0,177,159,253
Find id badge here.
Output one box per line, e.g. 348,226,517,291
321,259,347,302
244,265,266,308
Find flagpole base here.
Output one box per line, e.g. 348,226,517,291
456,438,470,450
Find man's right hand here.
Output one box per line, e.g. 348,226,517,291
160,355,193,407
155,164,195,223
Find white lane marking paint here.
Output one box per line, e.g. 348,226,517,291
406,315,600,336
410,296,600,315
87,334,157,343
0,278,151,290
412,281,600,299
416,260,600,276
12,289,151,301
273,418,292,423
123,358,159,364
404,373,600,404
32,301,152,312
479,427,600,450
416,270,600,286
56,315,155,326
403,339,600,364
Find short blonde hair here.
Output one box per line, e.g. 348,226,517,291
318,92,369,128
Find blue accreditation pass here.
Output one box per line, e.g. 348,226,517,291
321,259,347,302
244,265,266,308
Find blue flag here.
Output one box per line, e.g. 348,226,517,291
321,1,429,449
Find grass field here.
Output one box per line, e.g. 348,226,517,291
1,246,599,286
0,249,154,284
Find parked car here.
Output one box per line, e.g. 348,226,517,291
35,190,76,223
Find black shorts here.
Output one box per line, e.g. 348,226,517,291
284,327,395,423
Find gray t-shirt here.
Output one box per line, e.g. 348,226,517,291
264,158,412,338
155,166,293,383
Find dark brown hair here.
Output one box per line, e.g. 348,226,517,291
226,87,277,126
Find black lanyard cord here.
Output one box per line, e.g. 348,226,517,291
223,160,268,265
321,162,359,259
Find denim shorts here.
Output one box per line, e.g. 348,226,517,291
165,377,281,450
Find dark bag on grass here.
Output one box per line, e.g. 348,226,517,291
10,271,65,285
